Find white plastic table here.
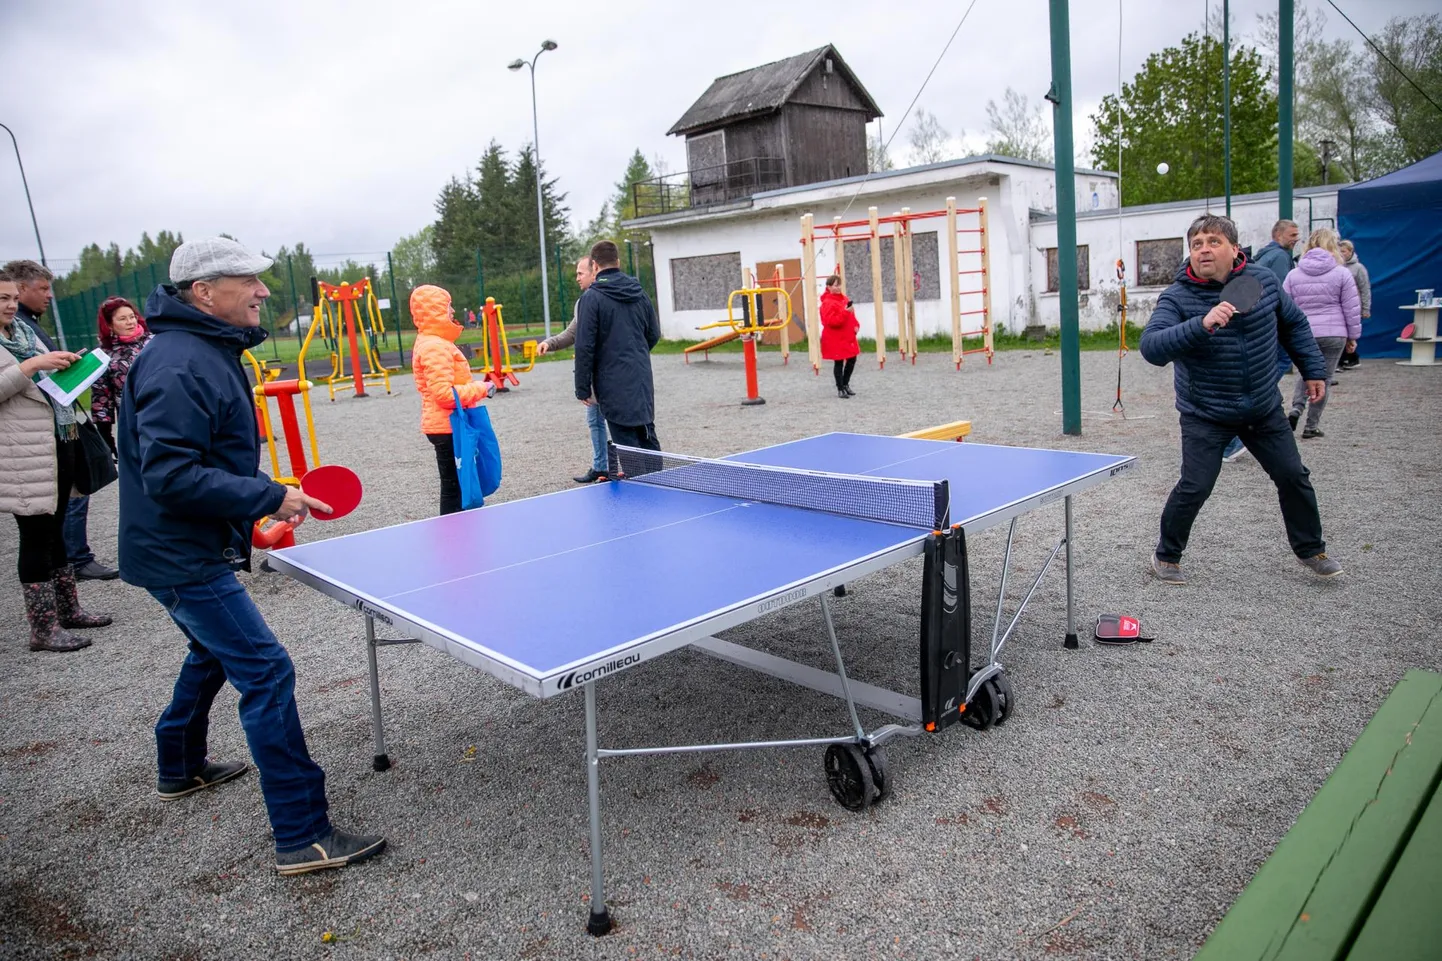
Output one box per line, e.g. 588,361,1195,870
1397,303,1440,366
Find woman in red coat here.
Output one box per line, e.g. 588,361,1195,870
819,275,861,398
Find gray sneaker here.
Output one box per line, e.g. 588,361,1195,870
1298,553,1343,578
157,759,249,800
275,828,387,876
1150,555,1187,585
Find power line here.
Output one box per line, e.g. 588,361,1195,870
1323,0,1442,118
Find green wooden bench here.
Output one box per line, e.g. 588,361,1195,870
1195,668,1442,961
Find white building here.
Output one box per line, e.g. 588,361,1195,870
1029,183,1344,331
628,155,1345,340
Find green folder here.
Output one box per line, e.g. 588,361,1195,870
37,348,109,406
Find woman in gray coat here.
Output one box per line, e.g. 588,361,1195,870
1336,240,1370,369
0,271,111,652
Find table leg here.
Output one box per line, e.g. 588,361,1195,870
585,682,613,936
819,594,866,741
364,616,390,771
1063,495,1078,649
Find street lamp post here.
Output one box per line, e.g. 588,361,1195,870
509,40,558,340
1,121,65,349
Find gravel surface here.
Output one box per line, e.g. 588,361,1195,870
2,346,1438,961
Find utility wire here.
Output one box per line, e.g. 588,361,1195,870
1323,0,1442,118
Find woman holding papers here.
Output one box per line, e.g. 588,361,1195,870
0,270,112,653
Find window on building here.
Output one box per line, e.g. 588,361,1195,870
1045,245,1090,293
670,252,742,311
1136,238,1184,287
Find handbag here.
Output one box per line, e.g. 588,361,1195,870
73,415,118,495
449,388,502,510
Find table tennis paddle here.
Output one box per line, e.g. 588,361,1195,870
301,465,362,521
1218,273,1263,313
1401,322,1416,339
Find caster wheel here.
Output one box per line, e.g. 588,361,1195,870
824,743,876,811
960,678,999,730
991,673,1016,726
864,745,890,800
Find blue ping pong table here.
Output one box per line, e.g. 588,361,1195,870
268,432,1135,934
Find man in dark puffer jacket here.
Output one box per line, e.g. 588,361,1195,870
1140,213,1342,583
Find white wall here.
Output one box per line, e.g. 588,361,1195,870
647,160,1121,343
1028,188,1342,331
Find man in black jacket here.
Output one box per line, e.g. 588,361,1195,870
573,240,661,451
120,237,386,876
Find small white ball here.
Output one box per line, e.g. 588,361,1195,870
1157,162,1170,175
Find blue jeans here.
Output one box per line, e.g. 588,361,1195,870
586,402,608,473
148,572,331,852
62,495,94,567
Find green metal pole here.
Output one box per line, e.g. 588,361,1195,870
1279,0,1294,220
1223,0,1232,218
476,249,484,305
287,256,303,349
1048,0,1082,436
627,241,636,278
387,251,405,365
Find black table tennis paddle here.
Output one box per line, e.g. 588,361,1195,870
1219,273,1263,313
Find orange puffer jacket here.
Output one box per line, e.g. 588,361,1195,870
410,285,486,435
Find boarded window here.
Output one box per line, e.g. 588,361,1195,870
839,231,941,303
1137,238,1184,287
670,252,741,312
1045,246,1091,293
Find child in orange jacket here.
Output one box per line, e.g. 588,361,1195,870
410,285,489,514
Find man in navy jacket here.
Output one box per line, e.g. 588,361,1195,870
573,240,661,451
119,238,385,875
1140,214,1341,583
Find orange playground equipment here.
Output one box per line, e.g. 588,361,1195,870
798,197,993,372
314,277,396,399
692,268,793,406
472,296,538,393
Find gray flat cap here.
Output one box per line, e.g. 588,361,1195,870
169,237,273,285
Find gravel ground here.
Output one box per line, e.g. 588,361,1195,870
2,346,1438,961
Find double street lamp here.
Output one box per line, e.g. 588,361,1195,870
509,40,558,339
2,121,65,348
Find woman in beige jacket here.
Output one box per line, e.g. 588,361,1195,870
0,271,111,652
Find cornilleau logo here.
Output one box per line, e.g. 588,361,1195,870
557,654,643,690
352,600,394,626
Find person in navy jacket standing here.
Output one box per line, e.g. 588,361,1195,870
119,237,386,876
1140,214,1342,584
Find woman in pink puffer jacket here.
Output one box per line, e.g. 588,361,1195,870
1282,228,1360,439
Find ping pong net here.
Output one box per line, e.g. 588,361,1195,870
609,444,949,530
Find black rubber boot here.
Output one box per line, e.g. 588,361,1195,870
53,566,113,629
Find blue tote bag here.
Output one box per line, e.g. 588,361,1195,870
450,388,502,509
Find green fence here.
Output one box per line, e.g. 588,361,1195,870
50,243,661,362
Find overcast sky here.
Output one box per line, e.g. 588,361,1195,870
1,0,1431,271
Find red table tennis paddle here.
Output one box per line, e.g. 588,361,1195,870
1219,273,1264,313
1401,322,1416,340
301,465,362,521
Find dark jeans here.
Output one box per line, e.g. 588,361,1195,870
63,495,94,567
832,357,856,389
148,572,331,853
1157,406,1325,563
426,433,463,515
607,421,661,452
13,438,78,584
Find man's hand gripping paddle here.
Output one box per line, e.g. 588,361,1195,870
301,465,363,521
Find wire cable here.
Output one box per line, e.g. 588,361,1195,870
1323,0,1442,118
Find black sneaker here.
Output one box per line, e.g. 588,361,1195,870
275,829,387,876
837,388,849,399
572,469,609,484
157,759,249,800
843,385,856,397
1302,427,1324,439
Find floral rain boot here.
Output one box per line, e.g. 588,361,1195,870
22,582,92,652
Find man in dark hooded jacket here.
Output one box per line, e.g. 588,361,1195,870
573,240,661,451
119,237,386,876
1140,214,1341,584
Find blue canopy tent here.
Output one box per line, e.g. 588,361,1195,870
1337,150,1442,359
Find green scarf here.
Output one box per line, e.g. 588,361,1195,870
0,316,79,440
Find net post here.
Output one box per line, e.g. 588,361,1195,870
933,479,950,531
606,441,619,478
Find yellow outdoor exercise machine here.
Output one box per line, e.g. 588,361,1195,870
693,270,792,406
311,276,398,400
472,296,538,393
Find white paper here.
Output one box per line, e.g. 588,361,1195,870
376,298,391,310
36,348,110,406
